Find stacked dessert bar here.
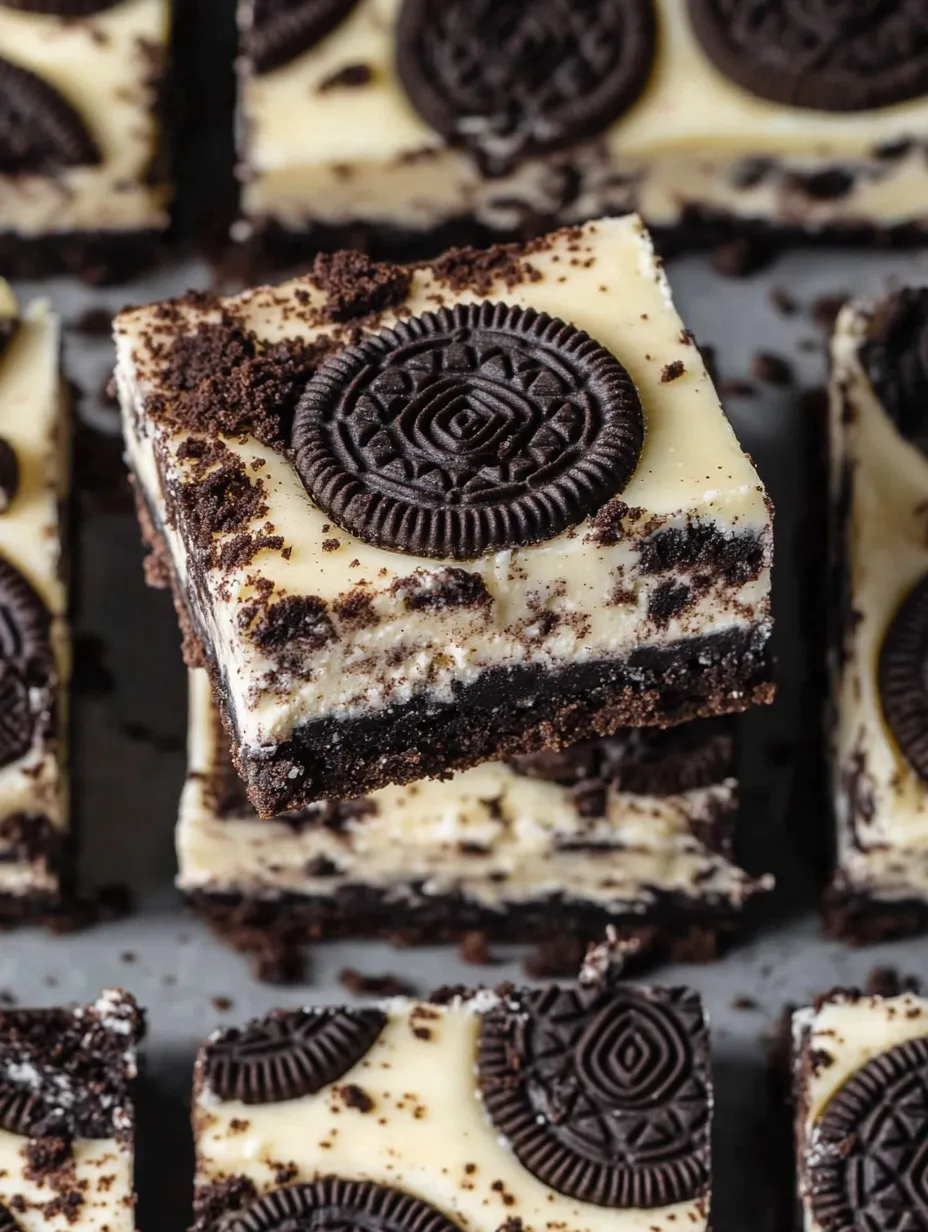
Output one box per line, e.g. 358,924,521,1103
825,287,928,942
116,212,775,968
234,0,928,264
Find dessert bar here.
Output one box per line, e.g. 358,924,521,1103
0,988,142,1231
235,0,928,265
0,283,69,924
0,0,172,282
825,288,928,943
178,668,770,968
793,987,928,1232
116,214,774,815
192,974,713,1231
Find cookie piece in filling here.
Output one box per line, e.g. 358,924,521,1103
116,214,773,815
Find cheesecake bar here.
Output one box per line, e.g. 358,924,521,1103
0,0,172,282
235,0,928,264
825,288,928,943
793,988,928,1232
0,988,142,1231
0,283,69,924
117,215,774,815
192,977,713,1232
178,668,769,970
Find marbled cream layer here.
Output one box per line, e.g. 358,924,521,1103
829,301,928,903
793,992,928,1232
177,670,766,910
117,216,772,762
0,292,69,904
0,0,170,237
195,992,710,1232
238,0,928,236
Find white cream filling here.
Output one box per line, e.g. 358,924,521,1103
829,302,928,902
196,998,709,1232
177,671,766,909
794,993,928,1232
238,0,928,233
0,292,68,897
0,0,170,236
116,216,772,757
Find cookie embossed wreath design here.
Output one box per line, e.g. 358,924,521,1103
291,302,645,560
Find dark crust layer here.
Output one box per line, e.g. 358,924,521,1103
0,890,61,928
185,887,748,984
134,485,772,814
231,212,928,279
822,883,928,946
0,228,168,285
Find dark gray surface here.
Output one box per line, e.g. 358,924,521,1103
9,244,928,1231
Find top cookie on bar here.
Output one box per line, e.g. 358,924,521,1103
116,215,773,816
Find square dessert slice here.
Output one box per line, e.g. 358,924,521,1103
0,988,142,1231
235,0,928,265
824,289,928,943
177,667,770,973
192,975,712,1231
793,988,928,1232
0,0,172,282
116,214,773,816
0,284,69,924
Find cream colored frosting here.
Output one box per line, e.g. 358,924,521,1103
116,216,772,764
793,993,928,1232
196,994,709,1232
0,0,170,237
237,0,928,234
177,669,768,910
829,300,928,902
0,287,69,901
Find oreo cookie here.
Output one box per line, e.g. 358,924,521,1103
808,1035,928,1231
0,1082,50,1138
688,0,928,112
0,56,100,175
0,557,52,770
859,288,928,455
292,301,644,561
0,1,122,13
226,1179,463,1232
478,985,711,1208
249,0,360,75
396,0,657,174
878,574,928,782
204,1006,386,1104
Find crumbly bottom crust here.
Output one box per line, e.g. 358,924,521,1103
822,883,928,945
0,228,168,285
184,886,746,984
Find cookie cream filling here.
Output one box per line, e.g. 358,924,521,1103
793,992,928,1232
0,289,68,903
829,298,928,904
0,0,170,237
116,216,772,765
238,0,928,237
177,670,766,910
195,989,711,1232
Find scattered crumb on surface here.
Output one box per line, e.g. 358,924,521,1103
523,935,586,980
751,351,794,386
338,968,418,998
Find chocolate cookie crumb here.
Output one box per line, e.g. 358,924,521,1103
311,250,411,322
341,1083,374,1112
751,352,794,386
459,930,498,966
523,935,586,980
710,236,772,278
318,63,372,92
338,968,418,998
660,360,685,383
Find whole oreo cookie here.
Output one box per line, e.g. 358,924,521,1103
808,1035,928,1231
860,287,928,455
249,0,360,75
688,0,928,112
0,557,52,770
478,985,711,1208
226,1179,463,1232
0,1,123,13
204,1006,386,1104
396,0,657,174
879,574,928,782
292,301,644,561
0,56,100,175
